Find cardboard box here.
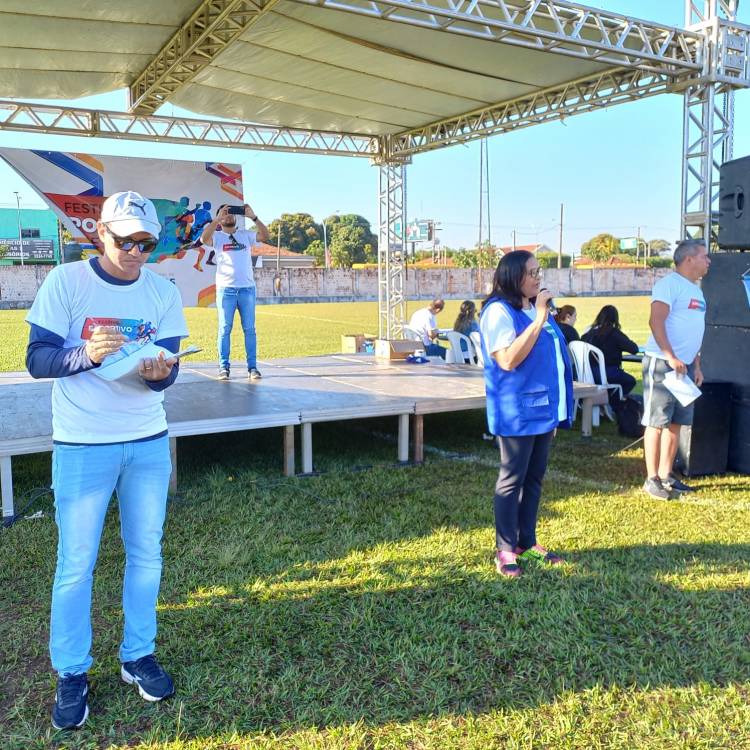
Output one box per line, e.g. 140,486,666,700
375,338,420,360
340,333,376,353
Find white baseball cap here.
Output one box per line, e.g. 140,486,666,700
100,191,161,237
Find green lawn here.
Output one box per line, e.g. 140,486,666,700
1,297,749,749
0,295,651,372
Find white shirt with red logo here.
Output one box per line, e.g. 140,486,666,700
209,229,257,289
26,260,188,443
644,271,706,364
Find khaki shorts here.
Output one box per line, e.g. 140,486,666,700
641,355,696,428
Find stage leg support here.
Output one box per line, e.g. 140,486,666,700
398,414,409,463
412,414,424,464
283,425,295,477
1,455,14,523
301,423,313,474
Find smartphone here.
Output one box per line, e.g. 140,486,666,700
227,205,245,215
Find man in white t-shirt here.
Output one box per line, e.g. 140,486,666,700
201,203,269,380
408,298,446,358
25,192,188,729
641,238,710,500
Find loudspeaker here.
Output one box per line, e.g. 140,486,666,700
719,155,750,249
702,253,750,329
675,381,732,476
729,384,750,474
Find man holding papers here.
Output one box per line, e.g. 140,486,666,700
641,238,711,500
25,192,188,729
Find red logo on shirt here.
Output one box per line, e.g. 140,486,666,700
688,298,706,311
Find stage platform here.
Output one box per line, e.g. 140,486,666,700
1,355,607,521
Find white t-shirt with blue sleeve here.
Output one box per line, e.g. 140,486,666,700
26,261,188,443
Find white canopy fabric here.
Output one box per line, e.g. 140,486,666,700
0,0,623,135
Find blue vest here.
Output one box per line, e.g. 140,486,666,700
480,298,575,437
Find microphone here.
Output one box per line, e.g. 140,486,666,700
540,288,557,313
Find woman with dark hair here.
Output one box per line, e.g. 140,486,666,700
479,251,574,578
453,300,480,359
581,304,639,401
555,304,579,345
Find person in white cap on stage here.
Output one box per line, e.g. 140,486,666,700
25,191,188,730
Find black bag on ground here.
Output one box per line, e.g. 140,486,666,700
612,396,644,439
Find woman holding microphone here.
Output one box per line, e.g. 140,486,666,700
479,251,574,578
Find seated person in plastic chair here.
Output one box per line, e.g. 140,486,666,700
408,298,446,359
555,305,580,345
453,300,480,361
581,304,639,406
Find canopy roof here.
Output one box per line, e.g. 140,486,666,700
0,0,707,155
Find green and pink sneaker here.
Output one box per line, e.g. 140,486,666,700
495,549,522,578
514,544,563,565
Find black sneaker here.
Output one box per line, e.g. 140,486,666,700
121,655,175,702
218,369,230,381
663,473,696,493
51,673,89,730
642,476,675,501
248,368,262,380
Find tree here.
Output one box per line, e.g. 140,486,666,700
267,213,321,253
580,233,619,263
325,214,378,267
304,239,325,267
648,238,671,255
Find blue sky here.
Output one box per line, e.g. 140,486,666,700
1,0,749,254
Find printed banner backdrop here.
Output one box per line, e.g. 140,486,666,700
0,148,245,306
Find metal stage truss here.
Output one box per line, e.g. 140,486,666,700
0,0,749,337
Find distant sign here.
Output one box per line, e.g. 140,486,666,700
406,220,432,242
0,238,55,261
619,237,638,251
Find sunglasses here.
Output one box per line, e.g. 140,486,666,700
105,226,158,254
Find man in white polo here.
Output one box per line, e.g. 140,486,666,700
641,238,710,500
26,191,188,729
200,203,269,380
408,298,446,358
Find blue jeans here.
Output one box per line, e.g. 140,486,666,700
50,437,172,676
217,285,257,371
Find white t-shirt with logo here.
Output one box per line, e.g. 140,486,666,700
408,307,438,346
480,302,568,422
644,271,706,364
26,261,188,443
209,229,257,289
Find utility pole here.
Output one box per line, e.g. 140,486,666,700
512,229,516,252
322,219,329,270
276,223,281,273
13,192,24,266
557,203,564,269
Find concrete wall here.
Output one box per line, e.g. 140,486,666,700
1,265,669,308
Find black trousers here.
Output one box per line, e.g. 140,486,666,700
494,431,553,552
605,366,636,405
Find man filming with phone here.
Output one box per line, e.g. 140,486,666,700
200,203,269,381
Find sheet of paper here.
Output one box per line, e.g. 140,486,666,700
92,342,172,382
663,370,702,407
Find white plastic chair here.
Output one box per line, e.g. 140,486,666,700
444,331,475,364
469,331,484,366
403,326,423,342
567,340,623,425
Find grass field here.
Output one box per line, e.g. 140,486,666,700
1,297,749,749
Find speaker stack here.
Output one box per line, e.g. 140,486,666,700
700,156,750,475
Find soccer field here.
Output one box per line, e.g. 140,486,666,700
2,296,749,749
0,295,651,372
